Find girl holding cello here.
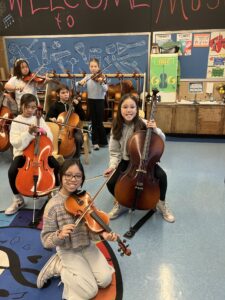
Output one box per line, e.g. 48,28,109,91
104,94,175,223
5,93,60,215
46,84,86,159
37,159,117,300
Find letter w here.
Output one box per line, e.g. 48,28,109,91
9,0,23,17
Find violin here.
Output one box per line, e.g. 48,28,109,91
15,107,55,197
114,89,164,210
91,71,107,84
23,73,46,84
64,191,131,256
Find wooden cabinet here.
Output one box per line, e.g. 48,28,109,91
147,102,225,135
154,104,174,133
197,105,224,134
173,105,197,134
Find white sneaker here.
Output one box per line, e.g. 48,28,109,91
5,195,25,215
93,144,100,150
108,201,129,220
156,200,175,223
37,253,62,288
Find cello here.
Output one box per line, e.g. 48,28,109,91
0,101,13,152
15,107,55,197
57,101,80,158
114,89,164,210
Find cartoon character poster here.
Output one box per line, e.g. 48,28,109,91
207,31,225,78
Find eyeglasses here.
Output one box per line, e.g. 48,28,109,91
64,173,83,180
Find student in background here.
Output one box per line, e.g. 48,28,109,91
46,84,86,159
78,58,108,150
5,93,60,215
0,82,17,115
104,94,175,223
5,58,45,114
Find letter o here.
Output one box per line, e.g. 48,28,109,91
67,15,75,28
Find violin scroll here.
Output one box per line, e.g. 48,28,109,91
117,238,131,256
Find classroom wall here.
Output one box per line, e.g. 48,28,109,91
1,1,224,36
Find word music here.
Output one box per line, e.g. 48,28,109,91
9,0,150,30
155,0,225,23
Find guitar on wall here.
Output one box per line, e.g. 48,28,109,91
159,65,168,89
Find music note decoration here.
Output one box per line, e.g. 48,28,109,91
3,14,14,29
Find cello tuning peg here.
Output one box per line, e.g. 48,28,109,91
123,239,126,243
118,248,121,252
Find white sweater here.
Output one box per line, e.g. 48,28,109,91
10,115,53,158
6,77,38,110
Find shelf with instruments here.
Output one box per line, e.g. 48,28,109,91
42,72,147,127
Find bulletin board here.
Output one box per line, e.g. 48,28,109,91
153,30,225,79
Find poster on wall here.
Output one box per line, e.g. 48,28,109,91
193,33,210,47
155,34,172,46
207,31,225,78
176,33,192,56
150,54,178,102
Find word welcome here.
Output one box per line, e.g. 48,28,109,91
9,0,150,30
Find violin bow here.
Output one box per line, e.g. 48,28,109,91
73,170,116,228
0,116,41,128
85,63,112,84
23,64,45,89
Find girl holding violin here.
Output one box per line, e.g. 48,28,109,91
37,159,117,300
5,58,46,113
104,94,175,223
77,58,108,150
46,84,86,159
5,93,60,215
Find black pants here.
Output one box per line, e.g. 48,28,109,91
73,128,84,159
107,160,167,201
87,98,108,146
8,155,60,195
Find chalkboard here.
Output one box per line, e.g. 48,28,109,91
0,1,151,35
153,31,211,79
4,34,150,80
151,1,225,31
1,1,225,36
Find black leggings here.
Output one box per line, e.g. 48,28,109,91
107,160,167,201
87,98,108,146
8,155,60,195
73,129,84,159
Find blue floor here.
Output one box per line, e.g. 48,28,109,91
0,136,225,300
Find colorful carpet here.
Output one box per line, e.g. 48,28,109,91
0,210,123,300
